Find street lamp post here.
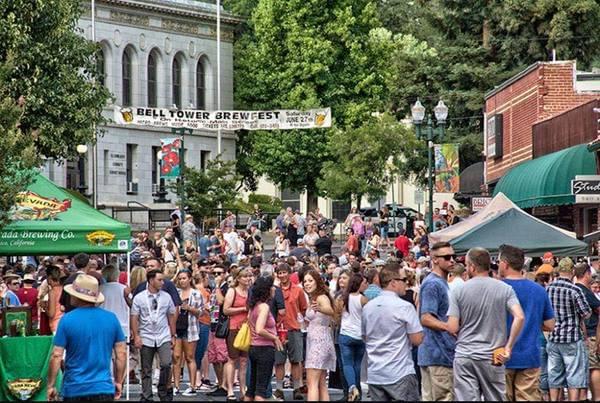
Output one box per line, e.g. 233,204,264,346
411,99,448,232
76,144,89,196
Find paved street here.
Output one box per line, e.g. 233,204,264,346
124,385,351,401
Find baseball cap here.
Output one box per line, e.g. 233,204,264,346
535,264,554,276
543,252,554,260
558,257,574,273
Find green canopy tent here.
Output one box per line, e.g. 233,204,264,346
0,174,131,256
449,207,588,257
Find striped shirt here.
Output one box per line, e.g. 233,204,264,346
177,288,204,342
547,277,591,344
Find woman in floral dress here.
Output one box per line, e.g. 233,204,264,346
303,269,336,401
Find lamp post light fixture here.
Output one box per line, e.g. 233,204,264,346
76,144,89,196
411,99,448,232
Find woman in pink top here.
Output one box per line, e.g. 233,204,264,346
245,276,283,401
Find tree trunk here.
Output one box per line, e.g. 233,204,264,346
307,189,319,214
355,194,363,209
482,18,490,49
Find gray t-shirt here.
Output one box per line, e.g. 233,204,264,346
448,276,519,360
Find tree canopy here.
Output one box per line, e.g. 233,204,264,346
0,0,110,229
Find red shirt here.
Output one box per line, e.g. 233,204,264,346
345,234,359,254
394,235,411,257
16,287,39,321
118,271,128,286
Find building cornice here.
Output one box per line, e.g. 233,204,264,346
91,0,243,25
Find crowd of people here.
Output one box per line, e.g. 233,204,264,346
2,204,600,402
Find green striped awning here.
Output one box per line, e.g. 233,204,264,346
493,144,597,209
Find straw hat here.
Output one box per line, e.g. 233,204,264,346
64,274,105,304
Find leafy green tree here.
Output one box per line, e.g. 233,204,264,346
318,114,413,206
169,157,241,219
0,0,110,229
0,0,111,159
376,0,599,182
234,0,393,209
0,60,37,228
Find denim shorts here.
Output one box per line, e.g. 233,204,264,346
547,340,588,389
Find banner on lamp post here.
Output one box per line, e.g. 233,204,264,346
160,138,182,179
434,144,460,193
114,106,332,131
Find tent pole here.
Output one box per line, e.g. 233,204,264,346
126,251,131,400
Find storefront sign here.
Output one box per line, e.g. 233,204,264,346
471,197,492,212
572,175,600,203
114,106,332,131
532,206,559,216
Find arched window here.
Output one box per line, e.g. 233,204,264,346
196,60,205,110
172,58,181,108
148,52,157,107
122,50,132,106
96,49,105,87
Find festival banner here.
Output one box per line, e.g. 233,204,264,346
114,106,332,131
434,144,460,193
160,138,182,179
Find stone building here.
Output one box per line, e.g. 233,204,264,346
41,0,240,227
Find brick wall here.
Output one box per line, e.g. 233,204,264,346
485,61,598,185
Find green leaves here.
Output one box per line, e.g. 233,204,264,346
168,157,242,219
0,0,110,229
0,0,110,161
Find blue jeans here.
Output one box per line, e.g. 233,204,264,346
194,323,210,369
339,334,365,391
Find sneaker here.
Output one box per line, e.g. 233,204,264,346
293,387,304,400
197,382,213,392
273,389,285,400
349,385,360,401
283,375,292,389
173,387,179,396
182,387,196,397
202,379,214,387
207,387,228,397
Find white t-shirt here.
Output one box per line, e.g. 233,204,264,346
224,232,239,254
340,294,363,339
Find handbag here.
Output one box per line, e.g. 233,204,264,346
214,314,230,339
215,288,235,339
233,322,251,352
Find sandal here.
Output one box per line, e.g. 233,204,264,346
227,395,237,401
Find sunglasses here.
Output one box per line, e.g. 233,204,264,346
152,297,158,311
213,271,224,275
435,254,456,261
392,277,407,283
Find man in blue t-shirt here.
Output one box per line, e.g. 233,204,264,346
418,241,457,401
47,274,126,401
499,244,555,401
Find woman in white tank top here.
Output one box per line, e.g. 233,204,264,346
336,273,368,401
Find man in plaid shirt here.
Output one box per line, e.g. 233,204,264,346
546,257,592,401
